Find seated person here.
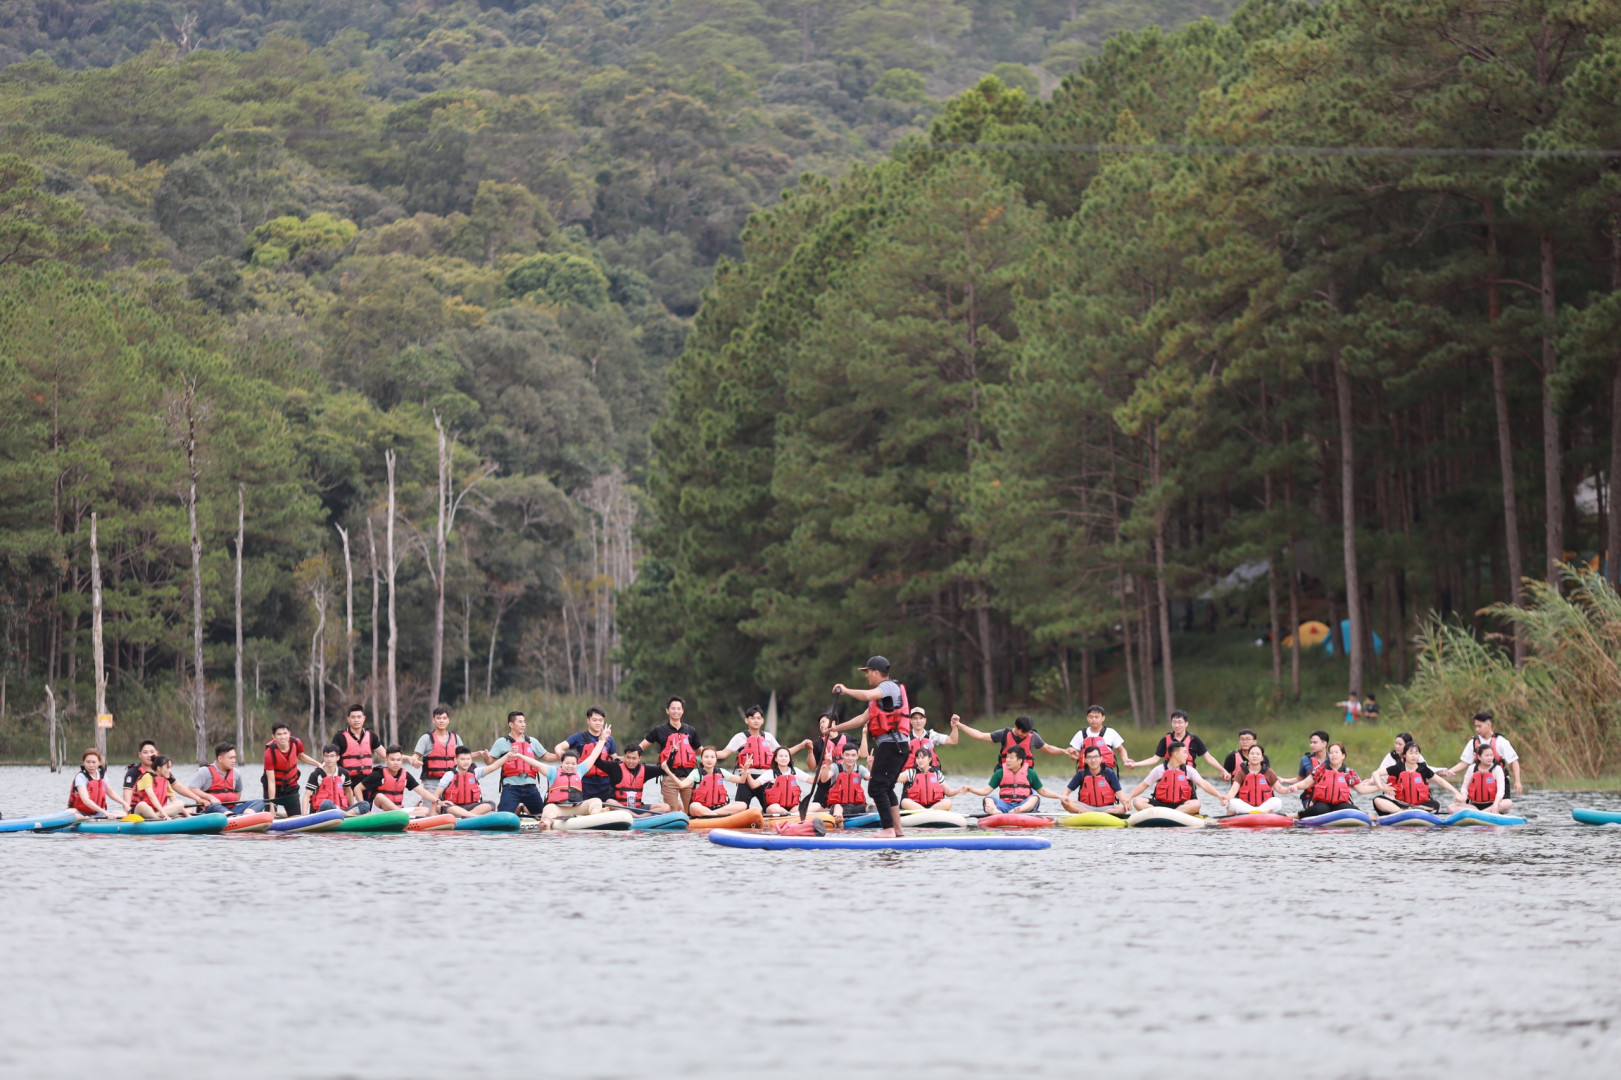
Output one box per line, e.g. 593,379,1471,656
819,745,870,822
602,744,671,813
540,731,612,824
360,745,434,816
1372,740,1455,816
1225,744,1284,815
966,745,1062,815
1121,740,1226,815
900,744,965,811
678,745,749,818
67,748,127,818
130,756,193,820
435,745,503,817
1060,745,1127,816
761,747,811,816
1449,743,1513,815
305,745,365,816
1280,741,1379,818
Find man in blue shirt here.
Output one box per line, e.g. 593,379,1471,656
488,711,551,816
555,706,618,804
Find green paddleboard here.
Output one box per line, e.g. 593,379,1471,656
334,810,410,833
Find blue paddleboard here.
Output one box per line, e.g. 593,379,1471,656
629,811,690,831
1297,808,1373,828
268,809,346,833
1376,809,1445,827
1443,809,1526,827
454,811,522,831
843,813,882,828
0,811,81,833
1573,808,1621,826
76,815,227,835
709,830,1049,851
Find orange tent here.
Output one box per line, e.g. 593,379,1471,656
1281,621,1330,649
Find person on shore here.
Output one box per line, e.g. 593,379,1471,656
1282,742,1378,818
489,711,551,817
900,744,965,811
821,744,870,822
410,706,465,786
830,656,911,836
191,743,265,815
122,740,159,811
1375,732,1425,774
1137,711,1229,780
1295,731,1330,811
1442,711,1523,797
306,745,362,816
1225,744,1284,815
541,735,612,825
642,697,699,816
435,746,502,818
956,714,1072,768
263,723,319,819
1363,694,1380,720
761,747,808,815
1068,706,1129,771
556,707,618,807
966,745,1063,815
904,707,959,769
360,746,434,816
718,705,777,811
1373,741,1455,816
680,745,748,818
602,744,671,814
1123,741,1225,815
335,704,385,785
1060,745,1126,816
1336,692,1362,726
1452,743,1514,815
1221,729,1262,779
68,749,126,818
130,756,191,819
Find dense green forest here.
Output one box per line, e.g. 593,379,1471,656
3,1,1619,769
1,1,1253,760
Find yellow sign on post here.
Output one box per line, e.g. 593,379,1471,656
96,714,114,729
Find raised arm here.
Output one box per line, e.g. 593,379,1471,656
577,728,611,775
954,718,992,743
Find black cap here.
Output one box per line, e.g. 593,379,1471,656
861,655,890,673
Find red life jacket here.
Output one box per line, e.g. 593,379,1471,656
1080,731,1116,769
547,769,583,804
1393,769,1431,804
442,769,483,807
693,769,730,809
819,734,848,769
264,739,302,792
1236,768,1273,805
660,729,697,771
501,737,540,780
138,774,172,810
865,683,910,740
1309,765,1353,805
422,731,459,780
1466,768,1499,804
204,764,240,804
1471,735,1509,765
907,769,946,806
739,734,773,771
1000,730,1035,766
375,768,410,806
903,735,931,770
827,768,866,806
1076,770,1117,807
575,733,611,779
68,771,109,814
765,772,801,808
998,763,1033,802
337,729,377,778
312,773,349,810
615,763,647,807
1153,766,1193,804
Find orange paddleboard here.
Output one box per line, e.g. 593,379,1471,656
686,808,764,831
406,814,457,831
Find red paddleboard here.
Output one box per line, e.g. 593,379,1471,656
406,814,457,832
979,814,1055,829
1217,813,1294,829
224,812,274,833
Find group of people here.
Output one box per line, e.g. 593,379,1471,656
63,650,1526,834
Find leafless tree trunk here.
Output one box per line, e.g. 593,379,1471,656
461,592,472,705
976,601,995,719
366,517,381,725
91,512,107,759
1151,427,1176,712
1609,227,1621,594
1487,207,1525,665
181,375,208,762
385,450,399,745
45,684,59,772
336,523,355,703
234,487,245,751
485,584,521,699
1331,286,1364,695
427,414,494,711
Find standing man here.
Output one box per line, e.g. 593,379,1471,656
718,705,777,811
957,714,1072,767
1067,705,1129,771
410,705,465,786
335,704,385,785
489,711,550,817
189,743,266,815
831,655,910,838
263,722,320,819
1442,711,1523,797
903,706,959,768
642,696,699,815
1136,711,1229,780
556,707,618,807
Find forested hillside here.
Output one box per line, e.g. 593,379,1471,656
621,0,1621,744
3,2,1258,759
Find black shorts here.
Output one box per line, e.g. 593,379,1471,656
733,780,770,809
1381,797,1440,812
836,803,867,816
1149,797,1191,809
267,790,302,817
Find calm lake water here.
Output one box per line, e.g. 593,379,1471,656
2,764,1618,1079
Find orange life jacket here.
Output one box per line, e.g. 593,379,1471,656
998,763,1033,802
204,764,240,805
1076,770,1117,807
68,771,109,815
1153,766,1193,804
826,768,866,806
865,684,910,740
442,769,483,807
693,769,730,809
1236,768,1273,805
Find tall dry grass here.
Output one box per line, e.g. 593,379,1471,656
1398,565,1621,780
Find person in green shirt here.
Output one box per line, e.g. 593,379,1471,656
964,745,1062,814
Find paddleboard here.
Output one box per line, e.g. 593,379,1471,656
900,810,970,828
1573,808,1621,826
75,815,227,836
710,830,1051,851
336,810,410,833
1376,809,1445,827
269,809,345,833
454,812,521,831
224,811,274,833
1060,811,1127,828
978,813,1055,829
1127,807,1207,828
1442,809,1526,827
0,811,81,833
686,808,764,831
554,809,634,832
1296,808,1373,828
843,812,882,828
1217,813,1294,829
630,811,690,831
406,814,457,832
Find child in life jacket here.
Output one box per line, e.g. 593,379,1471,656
1280,741,1379,818
434,744,507,817
1224,743,1284,815
67,748,127,818
760,746,810,816
1372,740,1456,816
1059,745,1126,816
965,745,1061,814
1450,743,1513,815
900,744,965,811
130,756,192,820
678,745,749,818
539,731,612,825
819,744,871,822
601,744,672,814
305,745,363,816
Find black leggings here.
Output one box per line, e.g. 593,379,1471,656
870,741,907,825
1299,800,1355,818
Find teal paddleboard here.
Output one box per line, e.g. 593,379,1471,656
75,815,227,836
0,811,81,833
454,811,522,831
1443,809,1526,827
629,811,690,831
1573,808,1621,826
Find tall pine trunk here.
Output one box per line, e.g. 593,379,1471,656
1331,300,1364,695
234,487,245,751
1541,230,1562,585
1151,428,1176,711
385,450,399,745
182,377,207,763
366,518,381,726
1608,226,1621,591
90,512,106,760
